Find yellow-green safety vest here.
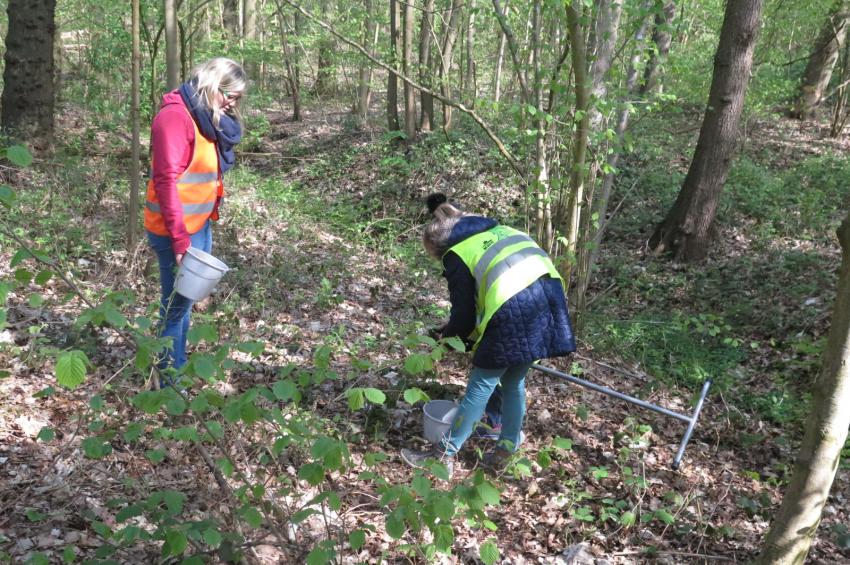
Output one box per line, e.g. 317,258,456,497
447,225,563,350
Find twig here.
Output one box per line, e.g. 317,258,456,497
574,353,648,382
612,550,735,561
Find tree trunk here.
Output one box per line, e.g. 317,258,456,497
403,0,416,139
560,3,590,286
274,5,301,121
493,1,509,103
575,3,652,323
530,0,550,248
315,0,336,98
387,0,401,131
223,0,240,37
128,0,142,251
1,0,56,140
165,0,180,89
756,212,850,565
793,0,850,120
648,0,763,263
571,0,622,317
465,0,477,105
639,0,675,95
244,0,257,39
355,0,377,124
439,0,463,129
419,0,436,130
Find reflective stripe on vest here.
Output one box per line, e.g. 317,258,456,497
447,225,562,350
144,106,221,236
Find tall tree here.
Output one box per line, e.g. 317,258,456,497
223,0,240,36
793,0,850,120
492,1,509,103
387,0,401,130
402,0,416,139
755,212,850,565
355,0,377,124
128,0,142,251
648,0,763,262
418,0,436,130
1,0,57,139
165,0,180,90
465,0,477,104
439,0,463,129
639,0,675,95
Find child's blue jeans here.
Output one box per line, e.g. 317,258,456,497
441,363,531,456
146,221,212,370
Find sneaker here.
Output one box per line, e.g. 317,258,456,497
401,446,455,479
481,446,513,471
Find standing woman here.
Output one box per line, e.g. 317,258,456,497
402,194,576,477
145,58,246,374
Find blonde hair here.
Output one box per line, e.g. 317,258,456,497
190,57,247,127
423,201,466,258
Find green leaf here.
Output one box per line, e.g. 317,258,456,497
385,513,405,539
187,323,218,344
36,427,54,442
349,529,367,551
6,144,33,167
202,528,222,547
0,184,16,208
363,387,386,405
240,506,263,528
432,495,455,521
189,353,217,380
480,539,500,565
25,508,46,522
56,350,88,389
553,436,573,450
433,524,454,552
272,379,297,402
162,490,185,515
291,508,319,524
306,544,334,565
298,463,325,485
403,387,430,405
403,353,433,375
27,293,44,307
620,511,636,527
25,553,49,565
217,457,234,477
655,508,675,525
173,426,199,442
146,449,166,464
82,437,112,459
476,482,501,505
62,546,76,563
347,388,365,410
165,529,187,556
237,340,265,356
115,504,144,522
442,336,466,352
412,474,431,497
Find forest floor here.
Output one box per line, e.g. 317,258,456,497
1,97,849,564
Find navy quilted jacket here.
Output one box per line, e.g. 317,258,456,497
439,216,576,369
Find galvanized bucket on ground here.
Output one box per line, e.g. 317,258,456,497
422,399,458,444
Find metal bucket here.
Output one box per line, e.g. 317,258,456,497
174,247,229,301
422,400,458,444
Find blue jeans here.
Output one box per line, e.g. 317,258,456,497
441,364,531,456
147,222,212,370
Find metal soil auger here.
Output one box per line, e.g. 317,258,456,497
531,363,712,470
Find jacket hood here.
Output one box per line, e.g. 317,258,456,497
160,89,185,109
444,215,498,251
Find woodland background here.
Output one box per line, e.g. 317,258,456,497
1,0,850,563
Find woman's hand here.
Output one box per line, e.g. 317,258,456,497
176,253,184,266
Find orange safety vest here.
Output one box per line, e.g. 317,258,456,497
144,108,222,236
